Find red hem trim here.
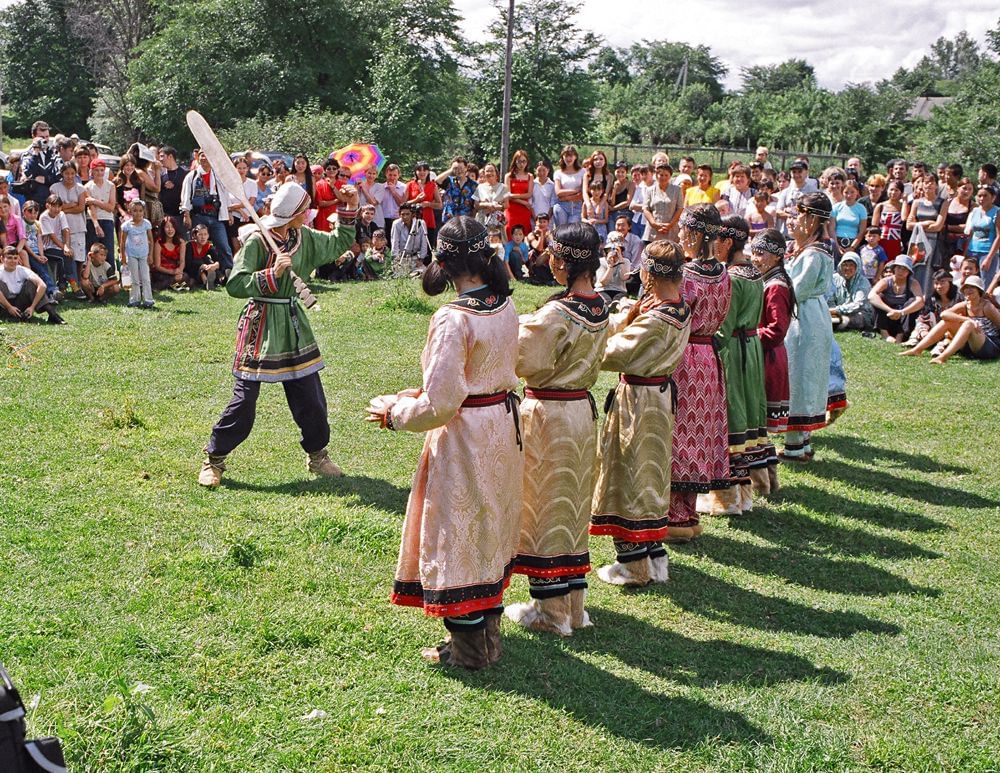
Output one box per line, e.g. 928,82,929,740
589,524,670,542
390,581,512,618
785,421,828,432
512,564,591,578
827,399,848,411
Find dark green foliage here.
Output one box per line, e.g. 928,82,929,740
0,0,95,134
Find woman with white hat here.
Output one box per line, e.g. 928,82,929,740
867,255,925,343
901,275,1000,362
198,181,359,487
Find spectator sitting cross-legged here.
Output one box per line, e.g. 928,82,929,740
868,255,924,342
152,215,189,291
828,252,873,331
0,245,65,324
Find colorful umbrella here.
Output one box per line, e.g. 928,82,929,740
331,143,386,183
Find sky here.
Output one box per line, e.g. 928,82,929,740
453,0,998,90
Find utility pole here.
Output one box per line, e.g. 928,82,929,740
500,0,514,173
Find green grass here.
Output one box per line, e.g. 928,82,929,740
1,280,998,771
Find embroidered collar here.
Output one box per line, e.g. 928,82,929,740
447,285,506,313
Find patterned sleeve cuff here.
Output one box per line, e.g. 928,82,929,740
254,268,279,295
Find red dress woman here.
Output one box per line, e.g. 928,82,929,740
405,161,441,247
750,229,793,492
505,150,534,240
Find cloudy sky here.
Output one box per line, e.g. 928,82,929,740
454,0,998,90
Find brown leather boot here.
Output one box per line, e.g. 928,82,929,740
444,627,490,669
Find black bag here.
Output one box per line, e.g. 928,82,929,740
0,664,67,772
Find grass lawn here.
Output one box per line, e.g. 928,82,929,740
1,279,998,771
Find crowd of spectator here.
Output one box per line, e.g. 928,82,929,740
1,122,998,362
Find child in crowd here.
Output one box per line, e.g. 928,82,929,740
356,204,377,245
504,224,529,280
152,215,189,291
365,229,389,274
904,269,961,347
39,195,78,297
744,182,775,236
582,181,609,240
120,199,154,308
356,235,381,281
81,242,121,303
859,226,888,283
19,201,59,301
186,223,222,289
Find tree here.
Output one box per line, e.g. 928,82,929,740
68,0,155,147
927,32,981,80
589,46,632,88
127,0,360,145
352,0,465,166
218,101,373,160
914,61,1000,169
0,0,94,135
741,59,816,95
463,0,598,163
629,40,727,102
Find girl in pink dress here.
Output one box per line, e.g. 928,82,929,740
368,216,522,670
667,204,732,542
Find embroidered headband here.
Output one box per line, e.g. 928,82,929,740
550,239,595,262
437,232,490,255
718,224,748,240
796,201,831,220
750,234,785,257
641,253,682,278
679,210,720,235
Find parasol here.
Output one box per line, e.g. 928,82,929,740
331,143,386,183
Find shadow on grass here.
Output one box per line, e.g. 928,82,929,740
452,632,770,749
224,474,409,515
781,485,949,533
653,565,900,638
804,458,998,510
576,608,847,687
726,510,942,560
824,434,966,475
685,534,939,597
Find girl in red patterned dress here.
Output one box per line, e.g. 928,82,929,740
666,204,732,542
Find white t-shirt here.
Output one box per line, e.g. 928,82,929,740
85,179,116,222
39,211,70,251
360,181,386,227
554,169,584,194
226,179,260,222
54,181,87,233
1,264,40,296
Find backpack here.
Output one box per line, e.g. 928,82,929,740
0,664,67,772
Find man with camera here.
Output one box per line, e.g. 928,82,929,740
180,150,234,272
21,121,58,207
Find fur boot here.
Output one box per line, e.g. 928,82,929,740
739,483,753,513
569,588,593,629
698,487,741,516
421,627,489,670
484,613,503,665
505,596,573,637
767,464,781,493
596,558,651,587
748,466,771,496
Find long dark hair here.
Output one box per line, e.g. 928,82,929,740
798,192,832,243
718,215,750,263
157,215,183,245
545,222,600,304
293,153,314,199
422,215,511,299
683,203,722,261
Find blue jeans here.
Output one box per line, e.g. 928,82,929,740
29,255,58,295
552,200,583,226
192,214,233,272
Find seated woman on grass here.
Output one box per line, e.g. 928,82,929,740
867,256,924,343
901,276,1000,363
828,252,873,331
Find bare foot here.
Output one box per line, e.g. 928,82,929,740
899,348,920,356
929,356,945,365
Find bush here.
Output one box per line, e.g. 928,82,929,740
218,100,374,159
